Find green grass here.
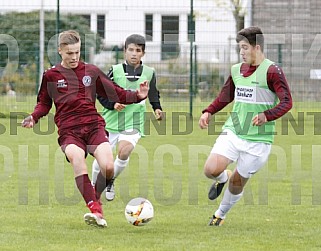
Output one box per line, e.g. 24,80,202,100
1,96,321,250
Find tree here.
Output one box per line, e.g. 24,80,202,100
200,0,246,34
0,11,102,68
0,11,103,93
229,0,245,33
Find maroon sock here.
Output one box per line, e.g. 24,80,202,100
75,174,96,205
95,172,111,200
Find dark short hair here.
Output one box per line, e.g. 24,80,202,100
125,34,146,52
236,26,264,51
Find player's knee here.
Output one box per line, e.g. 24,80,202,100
69,155,84,167
118,151,130,160
229,171,247,193
204,165,212,178
100,162,114,177
204,163,219,178
118,147,133,160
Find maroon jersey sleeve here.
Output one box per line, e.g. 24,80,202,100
264,64,292,121
31,73,53,123
95,68,144,104
202,63,292,120
202,75,235,114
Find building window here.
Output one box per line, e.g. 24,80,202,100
188,14,195,42
81,14,105,39
161,15,179,60
97,15,105,39
145,14,153,41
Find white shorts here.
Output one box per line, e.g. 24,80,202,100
108,130,141,150
211,129,271,178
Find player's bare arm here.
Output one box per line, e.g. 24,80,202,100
199,112,211,129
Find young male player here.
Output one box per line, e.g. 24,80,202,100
22,30,149,227
92,34,163,201
199,26,292,226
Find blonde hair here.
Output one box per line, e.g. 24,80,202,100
58,30,81,47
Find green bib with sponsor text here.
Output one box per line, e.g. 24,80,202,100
223,59,278,143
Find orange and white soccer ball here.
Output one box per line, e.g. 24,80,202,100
124,197,154,226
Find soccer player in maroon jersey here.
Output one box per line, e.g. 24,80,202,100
199,26,292,226
21,30,149,227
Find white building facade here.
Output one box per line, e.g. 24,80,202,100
1,0,251,63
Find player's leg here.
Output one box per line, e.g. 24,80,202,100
209,170,247,226
105,131,141,201
65,144,95,204
210,142,271,226
64,143,107,227
83,141,114,228
91,132,118,186
103,140,134,201
93,142,114,198
205,130,238,200
205,153,233,200
83,127,115,227
114,140,135,176
88,126,114,198
114,131,140,177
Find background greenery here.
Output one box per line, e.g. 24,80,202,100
0,98,321,250
0,11,102,94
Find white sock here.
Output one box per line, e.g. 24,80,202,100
114,156,129,178
91,159,100,185
215,170,228,183
215,188,243,219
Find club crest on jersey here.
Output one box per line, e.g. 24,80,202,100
82,76,92,86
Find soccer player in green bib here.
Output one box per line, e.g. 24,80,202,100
92,34,163,201
199,26,292,226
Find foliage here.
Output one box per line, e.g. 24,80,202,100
203,0,245,32
196,64,223,98
1,63,38,95
0,11,103,94
0,11,102,67
229,0,245,32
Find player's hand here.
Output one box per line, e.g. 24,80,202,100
114,103,126,111
252,113,267,126
21,115,35,128
199,112,211,129
137,80,149,100
154,109,163,121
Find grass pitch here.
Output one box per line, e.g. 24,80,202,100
0,96,321,250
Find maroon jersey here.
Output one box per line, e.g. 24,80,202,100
32,62,143,133
202,63,292,121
